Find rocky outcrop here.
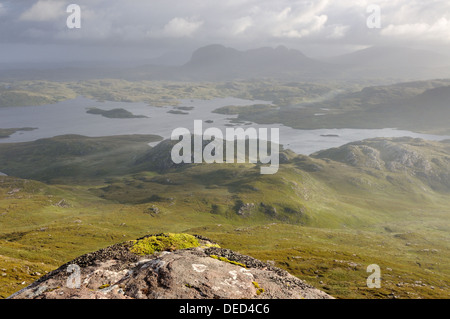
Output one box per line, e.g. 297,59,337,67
314,138,434,172
312,137,450,191
8,233,332,300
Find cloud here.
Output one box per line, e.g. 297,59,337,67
327,25,350,39
267,5,329,39
230,16,253,36
2,0,450,61
160,17,204,38
380,2,450,43
382,18,450,42
19,0,67,22
143,17,204,39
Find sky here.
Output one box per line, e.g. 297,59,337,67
1,0,450,65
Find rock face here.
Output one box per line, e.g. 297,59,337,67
8,234,332,300
314,138,435,172
313,137,450,191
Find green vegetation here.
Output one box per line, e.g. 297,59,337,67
212,104,277,115
0,79,340,108
0,134,162,183
210,255,246,268
229,79,450,135
3,78,450,134
202,243,221,249
129,233,200,255
0,81,76,107
0,79,449,299
0,135,448,299
98,284,111,289
252,281,265,295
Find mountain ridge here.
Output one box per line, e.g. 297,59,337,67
1,136,449,299
2,44,449,81
327,46,450,68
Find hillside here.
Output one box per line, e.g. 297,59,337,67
312,137,450,192
328,46,449,68
0,135,449,299
233,79,450,135
0,134,162,182
326,46,450,79
0,81,76,107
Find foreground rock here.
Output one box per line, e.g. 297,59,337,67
8,233,332,299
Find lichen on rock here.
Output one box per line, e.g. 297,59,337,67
7,233,333,300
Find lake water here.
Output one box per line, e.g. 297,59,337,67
0,96,448,155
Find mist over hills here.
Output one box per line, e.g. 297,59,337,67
327,46,449,68
2,0,450,301
326,46,450,79
1,44,449,82
1,71,449,299
181,45,450,81
178,44,335,80
354,82,450,133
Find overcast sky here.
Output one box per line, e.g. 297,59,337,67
1,0,450,64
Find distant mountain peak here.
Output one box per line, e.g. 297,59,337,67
182,44,330,80
187,44,240,66
329,45,449,68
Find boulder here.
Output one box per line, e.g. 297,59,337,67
8,233,332,300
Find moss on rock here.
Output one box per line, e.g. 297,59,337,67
252,281,265,295
128,233,200,256
209,255,246,268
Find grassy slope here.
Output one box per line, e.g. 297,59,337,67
0,135,449,299
0,135,162,183
0,81,77,107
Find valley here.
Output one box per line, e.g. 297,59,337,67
0,133,449,299
0,74,449,300
2,0,450,303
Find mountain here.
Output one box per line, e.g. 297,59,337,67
327,46,450,79
1,136,450,299
312,137,450,192
179,44,336,80
400,85,450,131
235,78,450,134
133,136,293,173
144,51,192,66
329,46,449,68
354,83,450,133
0,134,162,182
0,45,340,81
412,85,450,108
1,44,449,81
8,233,332,299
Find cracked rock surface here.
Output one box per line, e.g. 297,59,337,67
8,235,332,299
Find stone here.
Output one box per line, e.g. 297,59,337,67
7,234,332,300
